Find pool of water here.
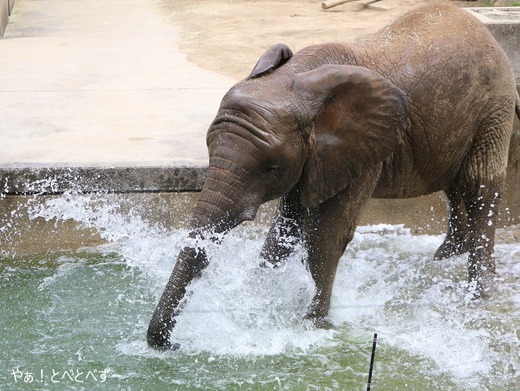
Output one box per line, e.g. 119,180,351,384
0,193,519,390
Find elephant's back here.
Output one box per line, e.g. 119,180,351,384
372,3,495,49
366,3,516,197
369,3,513,88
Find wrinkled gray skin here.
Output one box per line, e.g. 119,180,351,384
148,4,520,349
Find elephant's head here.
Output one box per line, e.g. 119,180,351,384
147,44,408,349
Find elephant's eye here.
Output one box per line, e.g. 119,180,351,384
265,164,281,174
265,164,283,178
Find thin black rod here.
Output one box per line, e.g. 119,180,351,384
367,333,378,391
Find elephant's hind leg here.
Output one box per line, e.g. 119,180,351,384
458,103,513,296
434,187,470,260
461,182,501,297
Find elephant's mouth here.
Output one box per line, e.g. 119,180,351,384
199,205,259,236
237,205,258,223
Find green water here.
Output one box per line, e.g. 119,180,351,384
1,236,518,390
0,250,371,390
0,194,518,390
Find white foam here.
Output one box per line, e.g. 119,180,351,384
170,233,336,356
331,230,519,385
30,192,158,243
37,256,82,290
30,193,520,387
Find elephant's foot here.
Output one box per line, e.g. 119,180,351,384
468,267,498,300
433,238,469,260
259,258,282,268
304,313,335,329
304,302,335,329
259,243,296,268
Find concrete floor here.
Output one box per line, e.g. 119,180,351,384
0,0,234,171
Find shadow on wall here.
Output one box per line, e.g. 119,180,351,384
0,0,15,37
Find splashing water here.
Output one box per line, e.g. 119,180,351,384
0,192,518,390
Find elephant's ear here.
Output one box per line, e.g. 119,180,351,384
247,44,293,79
294,65,409,207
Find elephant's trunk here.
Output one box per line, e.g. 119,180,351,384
147,168,251,349
147,245,208,349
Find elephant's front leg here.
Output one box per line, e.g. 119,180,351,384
304,216,356,328
303,181,375,327
260,189,305,267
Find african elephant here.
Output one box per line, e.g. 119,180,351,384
148,3,520,349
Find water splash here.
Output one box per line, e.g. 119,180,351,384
19,193,520,389
30,192,162,243
331,226,519,388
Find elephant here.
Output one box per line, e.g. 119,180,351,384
148,3,520,349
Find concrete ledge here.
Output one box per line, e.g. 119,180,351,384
467,7,520,84
0,164,207,195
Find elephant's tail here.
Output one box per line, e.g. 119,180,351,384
516,90,520,121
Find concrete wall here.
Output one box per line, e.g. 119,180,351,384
0,0,14,37
468,8,520,85
0,0,8,37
